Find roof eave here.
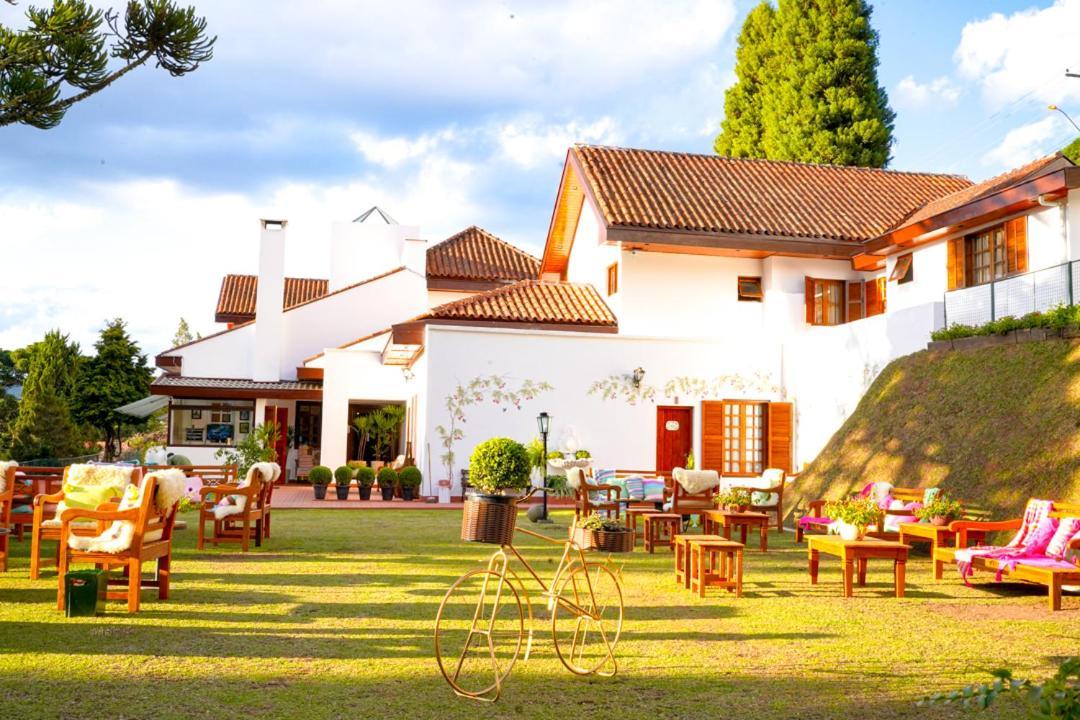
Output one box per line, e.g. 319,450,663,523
607,226,862,259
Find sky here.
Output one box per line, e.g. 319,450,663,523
3,0,1080,357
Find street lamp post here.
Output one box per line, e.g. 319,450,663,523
537,412,551,522
1049,104,1080,133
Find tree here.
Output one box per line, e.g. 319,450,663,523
71,318,153,460
172,317,198,346
1,0,215,129
714,0,895,168
1062,135,1080,164
713,2,775,158
9,330,84,460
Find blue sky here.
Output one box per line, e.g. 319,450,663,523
3,0,1080,355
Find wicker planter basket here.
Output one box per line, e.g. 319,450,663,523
573,527,635,553
461,496,517,545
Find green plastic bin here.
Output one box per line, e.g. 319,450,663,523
65,569,106,617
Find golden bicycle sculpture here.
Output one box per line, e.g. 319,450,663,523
434,488,629,702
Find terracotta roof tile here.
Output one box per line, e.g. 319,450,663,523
422,280,616,327
150,375,322,398
426,226,539,281
572,145,973,243
216,275,328,322
892,153,1071,231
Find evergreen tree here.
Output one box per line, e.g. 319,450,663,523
172,317,195,346
9,331,84,461
714,2,775,158
72,318,153,460
714,0,895,168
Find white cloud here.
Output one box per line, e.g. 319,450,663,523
350,128,456,169
956,0,1080,106
497,116,619,168
894,75,961,108
982,116,1064,170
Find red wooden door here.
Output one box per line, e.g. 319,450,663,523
263,405,288,482
656,406,693,475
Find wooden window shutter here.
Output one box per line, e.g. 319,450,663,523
766,402,793,473
846,281,863,321
865,277,886,317
1006,216,1028,274
946,237,966,290
804,276,815,324
700,401,724,473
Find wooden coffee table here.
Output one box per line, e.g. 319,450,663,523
674,534,723,588
898,522,987,578
808,536,910,598
704,509,769,551
643,513,681,553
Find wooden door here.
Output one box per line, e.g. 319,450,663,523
263,405,288,482
656,406,693,475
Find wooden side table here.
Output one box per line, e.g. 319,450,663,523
674,534,723,588
898,522,987,578
643,513,681,553
626,507,662,540
808,536,910,598
688,538,743,598
705,510,769,551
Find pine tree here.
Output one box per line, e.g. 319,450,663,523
9,331,84,461
714,0,895,168
173,317,195,346
72,319,153,460
714,2,775,158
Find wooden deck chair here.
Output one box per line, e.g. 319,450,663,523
197,464,276,551
569,467,623,521
11,467,65,542
30,465,136,580
56,468,180,613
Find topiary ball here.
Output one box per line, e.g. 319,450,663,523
355,466,375,486
334,465,354,485
309,465,332,485
469,437,530,495
168,454,192,466
377,466,398,488
398,466,422,488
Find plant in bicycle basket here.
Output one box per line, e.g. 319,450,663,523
468,438,531,495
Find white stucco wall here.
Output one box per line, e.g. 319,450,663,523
422,325,781,495
565,206,621,316
166,324,256,378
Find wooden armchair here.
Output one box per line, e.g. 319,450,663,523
11,467,65,541
667,470,720,520
30,466,134,580
725,468,787,533
56,469,177,613
570,468,622,521
197,466,270,551
0,464,14,572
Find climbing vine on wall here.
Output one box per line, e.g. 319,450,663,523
663,372,781,400
435,375,553,485
587,374,657,405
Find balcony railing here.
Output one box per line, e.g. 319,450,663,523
944,261,1080,327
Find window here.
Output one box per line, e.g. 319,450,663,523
737,276,763,301
721,400,766,475
168,398,255,447
606,262,618,296
890,253,914,284
947,217,1027,290
807,278,844,326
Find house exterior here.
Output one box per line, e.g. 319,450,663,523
151,146,1080,498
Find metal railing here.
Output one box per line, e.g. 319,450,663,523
944,261,1079,327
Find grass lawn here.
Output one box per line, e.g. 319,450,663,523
0,509,1076,719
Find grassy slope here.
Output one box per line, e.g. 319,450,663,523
0,509,1077,720
794,338,1080,517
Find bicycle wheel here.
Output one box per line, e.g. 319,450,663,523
434,569,524,700
551,562,623,676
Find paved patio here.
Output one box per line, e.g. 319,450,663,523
273,485,464,509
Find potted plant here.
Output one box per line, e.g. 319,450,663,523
823,496,882,541
309,465,332,500
714,487,752,512
355,466,375,500
333,466,353,500
462,437,531,545
915,494,964,526
398,466,422,501
574,449,591,460
575,513,635,553
377,467,398,501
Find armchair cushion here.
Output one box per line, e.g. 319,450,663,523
53,463,134,523
642,479,665,502
673,468,720,495
603,478,628,500
1047,517,1080,558
623,476,646,501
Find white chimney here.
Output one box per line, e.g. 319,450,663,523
329,206,420,290
253,218,286,382
402,237,428,276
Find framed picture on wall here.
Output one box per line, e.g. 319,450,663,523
239,422,250,434
191,409,202,420
240,410,250,421
184,427,204,442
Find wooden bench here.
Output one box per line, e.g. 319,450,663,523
146,464,238,487
56,469,178,613
0,465,13,572
933,501,1080,611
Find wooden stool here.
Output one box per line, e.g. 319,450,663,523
689,538,744,598
626,507,661,540
675,534,723,588
643,513,681,553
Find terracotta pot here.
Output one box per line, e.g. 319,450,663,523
930,516,949,526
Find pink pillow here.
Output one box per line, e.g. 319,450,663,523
1024,515,1060,555
1047,517,1080,558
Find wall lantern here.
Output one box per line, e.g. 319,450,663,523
631,367,645,388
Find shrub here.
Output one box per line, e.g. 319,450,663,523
377,466,398,489
167,453,192,466
355,466,375,486
932,303,1080,342
714,488,752,508
334,465,354,485
398,466,422,488
470,438,531,494
1046,303,1080,329
574,449,591,459
547,450,564,460
579,513,627,531
309,466,332,486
